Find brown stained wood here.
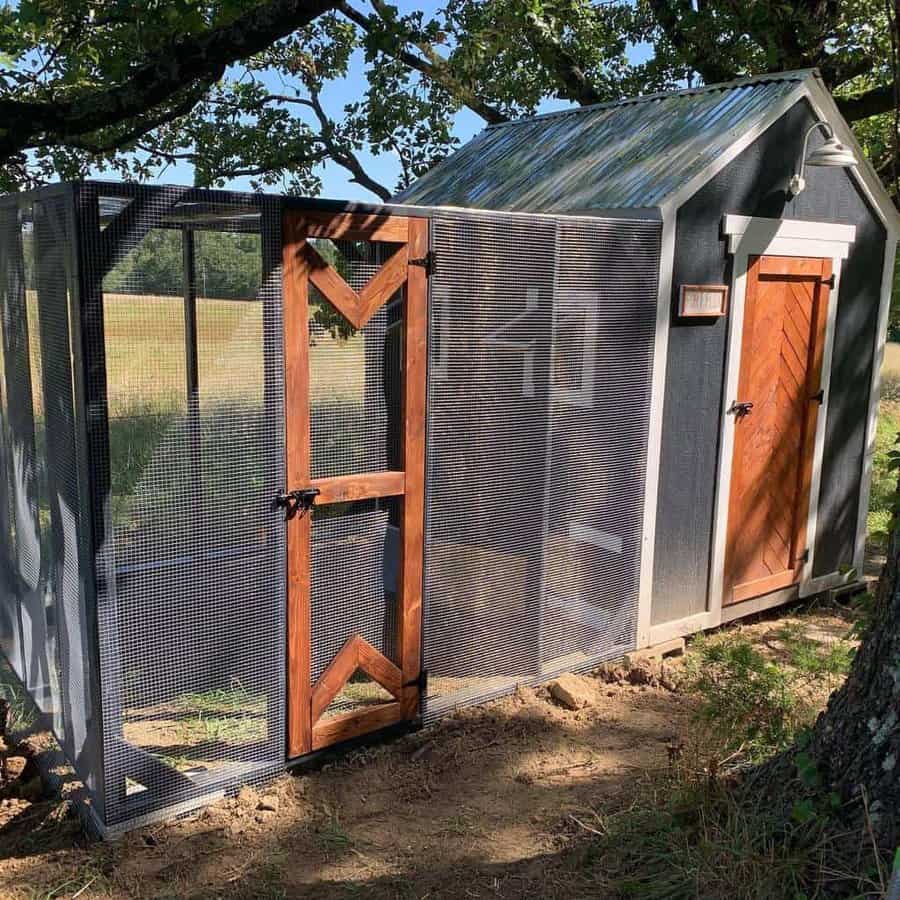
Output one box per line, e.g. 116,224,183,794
312,471,405,504
304,242,362,328
310,634,403,724
357,638,402,695
399,218,428,718
724,255,829,606
758,256,827,277
356,244,409,328
283,215,313,758
732,569,797,604
284,209,426,753
294,210,409,243
311,702,404,751
310,635,362,725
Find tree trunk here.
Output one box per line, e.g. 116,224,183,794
771,523,900,849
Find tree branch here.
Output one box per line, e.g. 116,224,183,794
520,12,603,105
0,0,339,161
646,0,739,85
337,0,508,125
41,78,218,155
837,81,897,121
304,87,392,200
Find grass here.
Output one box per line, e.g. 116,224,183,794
577,771,889,899
773,621,854,678
573,610,887,899
684,634,805,761
867,397,900,554
0,657,38,734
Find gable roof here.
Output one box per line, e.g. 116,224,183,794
395,70,900,231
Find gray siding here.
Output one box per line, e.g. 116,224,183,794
652,99,887,625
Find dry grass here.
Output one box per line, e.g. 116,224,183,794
0,601,883,900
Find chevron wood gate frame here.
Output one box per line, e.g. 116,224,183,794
282,209,428,756
724,254,831,606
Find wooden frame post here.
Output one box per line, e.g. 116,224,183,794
283,216,313,757
282,209,428,757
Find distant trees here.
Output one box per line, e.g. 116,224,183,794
103,230,262,300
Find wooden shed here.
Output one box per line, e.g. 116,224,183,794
398,67,900,647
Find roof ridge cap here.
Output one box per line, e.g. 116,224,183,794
485,68,815,130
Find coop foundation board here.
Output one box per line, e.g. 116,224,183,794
0,68,898,834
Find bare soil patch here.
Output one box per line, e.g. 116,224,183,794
0,601,857,899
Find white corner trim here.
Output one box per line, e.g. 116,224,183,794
723,215,856,258
800,569,852,599
707,215,852,622
854,229,899,574
636,213,677,648
648,610,718,648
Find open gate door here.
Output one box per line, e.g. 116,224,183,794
282,210,427,757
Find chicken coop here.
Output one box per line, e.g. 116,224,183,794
0,69,897,835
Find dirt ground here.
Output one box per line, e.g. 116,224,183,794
0,601,859,899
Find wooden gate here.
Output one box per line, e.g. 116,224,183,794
724,254,831,605
282,209,428,756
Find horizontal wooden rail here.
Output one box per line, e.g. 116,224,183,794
295,210,410,243
312,471,405,504
311,702,404,751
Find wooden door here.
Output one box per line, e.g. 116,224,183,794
723,255,831,606
282,209,427,756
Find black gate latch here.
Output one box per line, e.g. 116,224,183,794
727,400,754,418
409,250,436,275
275,487,320,520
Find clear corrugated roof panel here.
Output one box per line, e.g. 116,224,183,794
396,75,806,212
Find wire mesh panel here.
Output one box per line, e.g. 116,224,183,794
0,189,102,803
308,240,403,479
423,210,660,720
74,184,286,830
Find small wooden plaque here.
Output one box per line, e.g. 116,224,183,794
679,284,729,318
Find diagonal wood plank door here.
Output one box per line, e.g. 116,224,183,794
282,210,428,756
724,255,831,606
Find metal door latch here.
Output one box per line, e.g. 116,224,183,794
409,250,436,275
811,389,825,405
727,400,754,418
822,273,836,289
275,487,320,520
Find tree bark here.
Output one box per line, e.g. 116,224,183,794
804,523,900,849
746,505,900,851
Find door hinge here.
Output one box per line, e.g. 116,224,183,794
822,273,836,289
811,388,825,405
799,547,810,564
409,250,436,275
403,669,428,692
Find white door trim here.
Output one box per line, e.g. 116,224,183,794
708,215,856,620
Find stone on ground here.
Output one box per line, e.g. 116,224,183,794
548,673,595,710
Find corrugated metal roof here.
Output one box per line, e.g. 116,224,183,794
395,73,809,212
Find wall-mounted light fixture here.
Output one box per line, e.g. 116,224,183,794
788,120,858,198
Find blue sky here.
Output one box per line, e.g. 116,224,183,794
149,1,653,201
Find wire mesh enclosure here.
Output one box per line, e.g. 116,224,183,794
0,182,660,834
423,210,660,718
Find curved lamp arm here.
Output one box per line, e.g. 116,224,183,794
788,120,835,198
